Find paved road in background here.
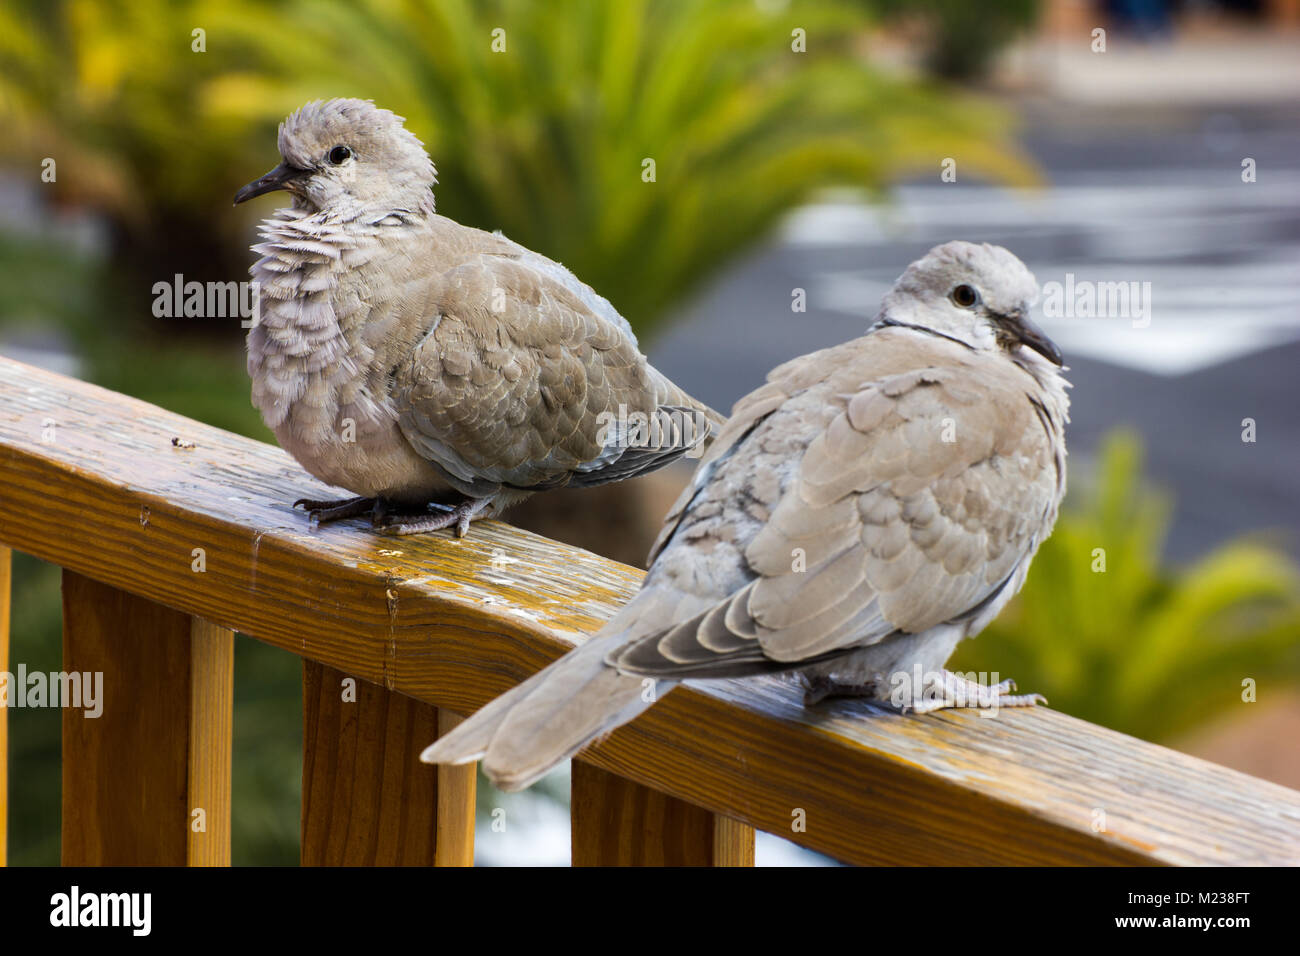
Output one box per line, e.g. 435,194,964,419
650,104,1300,562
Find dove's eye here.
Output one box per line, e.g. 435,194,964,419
950,284,980,308
327,145,353,165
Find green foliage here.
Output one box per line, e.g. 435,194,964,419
0,0,277,279
865,0,1042,80
951,433,1300,742
5,553,64,866
1,0,1036,335
228,636,303,866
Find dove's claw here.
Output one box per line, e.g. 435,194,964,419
291,492,496,536
802,675,882,707
293,495,377,524
375,496,495,537
907,671,1047,715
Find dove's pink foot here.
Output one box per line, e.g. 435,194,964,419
803,672,1045,712
907,672,1047,714
376,496,495,537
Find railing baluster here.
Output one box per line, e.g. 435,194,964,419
570,760,755,866
0,546,9,867
186,618,234,866
434,712,476,867
60,570,233,865
301,662,475,865
711,814,757,866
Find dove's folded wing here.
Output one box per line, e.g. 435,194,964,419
644,345,836,565
614,331,1065,679
392,252,716,496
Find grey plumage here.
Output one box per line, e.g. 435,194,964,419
236,99,719,535
423,240,1070,791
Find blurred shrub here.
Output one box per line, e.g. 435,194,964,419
0,0,1036,336
866,0,1041,80
952,432,1300,742
0,0,274,282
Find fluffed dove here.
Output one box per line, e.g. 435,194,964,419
422,240,1070,791
234,99,720,535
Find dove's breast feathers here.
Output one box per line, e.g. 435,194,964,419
246,212,716,502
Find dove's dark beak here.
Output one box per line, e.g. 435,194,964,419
1016,316,1064,366
234,162,309,205
1001,312,1063,366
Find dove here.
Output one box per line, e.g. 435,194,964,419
234,99,720,536
422,240,1069,791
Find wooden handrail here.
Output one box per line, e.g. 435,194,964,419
1,353,1298,866
0,544,9,866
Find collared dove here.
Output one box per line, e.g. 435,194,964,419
234,99,719,535
423,240,1070,791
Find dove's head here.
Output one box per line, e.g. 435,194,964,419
879,241,1063,366
234,99,436,219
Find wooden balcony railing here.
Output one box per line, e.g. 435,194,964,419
1,353,1298,866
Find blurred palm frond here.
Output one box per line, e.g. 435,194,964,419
0,0,1036,334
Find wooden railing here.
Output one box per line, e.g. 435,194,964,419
1,353,1298,866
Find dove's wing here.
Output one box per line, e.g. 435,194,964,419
392,245,718,497
611,328,1067,678
644,340,852,566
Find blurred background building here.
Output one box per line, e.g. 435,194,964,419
1,0,1297,865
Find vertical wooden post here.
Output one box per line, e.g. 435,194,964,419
435,711,476,867
0,547,10,867
571,761,755,866
301,663,475,866
60,570,233,865
186,618,234,866
711,815,756,866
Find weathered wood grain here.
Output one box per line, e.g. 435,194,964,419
0,546,9,866
572,761,756,865
61,571,233,865
713,815,756,867
302,660,442,865
4,356,1299,865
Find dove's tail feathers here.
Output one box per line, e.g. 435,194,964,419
567,403,716,488
421,630,668,791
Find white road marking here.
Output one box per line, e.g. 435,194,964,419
788,175,1300,376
